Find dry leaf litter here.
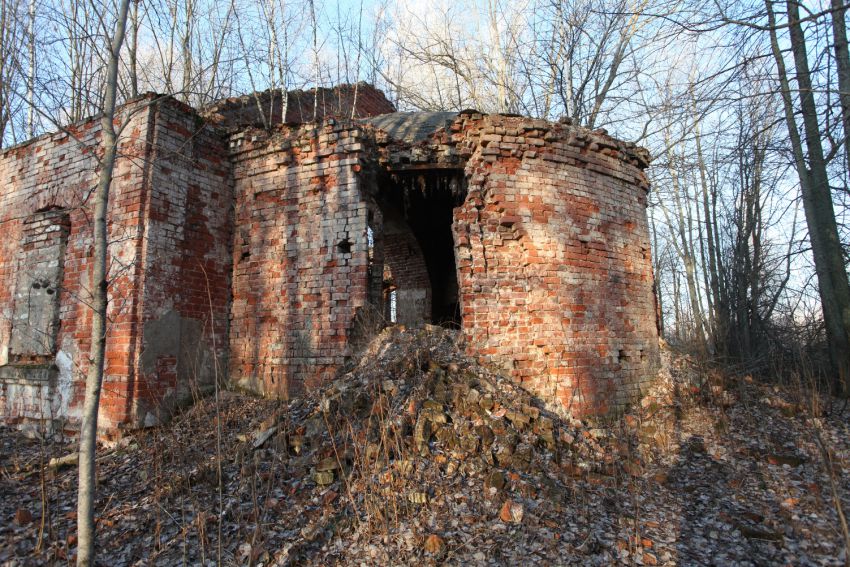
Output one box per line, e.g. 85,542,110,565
1,326,849,566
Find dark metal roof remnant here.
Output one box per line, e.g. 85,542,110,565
362,112,458,144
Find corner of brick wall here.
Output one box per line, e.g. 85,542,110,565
0,100,158,432
125,98,233,428
0,97,235,434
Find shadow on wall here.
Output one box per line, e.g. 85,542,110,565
229,126,370,399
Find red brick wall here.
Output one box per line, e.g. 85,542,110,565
0,96,233,433
286,83,396,123
126,99,232,427
1,90,658,428
451,114,659,416
0,98,154,431
228,120,370,398
381,217,431,325
229,111,659,416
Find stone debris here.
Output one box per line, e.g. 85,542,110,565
423,533,445,555
47,452,78,470
0,328,848,566
13,509,32,526
252,425,278,449
499,500,524,524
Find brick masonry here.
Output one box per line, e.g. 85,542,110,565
205,83,396,129
0,95,231,434
381,215,432,326
228,109,659,416
228,122,369,397
0,85,659,432
450,113,659,416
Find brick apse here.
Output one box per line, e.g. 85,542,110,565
0,84,659,433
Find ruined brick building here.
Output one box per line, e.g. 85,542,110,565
0,84,659,433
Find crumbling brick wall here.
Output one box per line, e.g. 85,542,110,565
205,83,396,129
127,98,233,426
228,121,370,397
227,110,659,416
1,85,660,431
0,100,152,431
0,96,232,433
451,113,658,415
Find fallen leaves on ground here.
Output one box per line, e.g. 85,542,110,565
1,327,848,566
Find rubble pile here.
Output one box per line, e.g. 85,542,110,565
242,325,620,564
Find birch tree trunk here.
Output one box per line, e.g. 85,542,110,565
128,0,139,97
181,0,193,101
309,0,319,121
76,1,130,565
26,0,34,137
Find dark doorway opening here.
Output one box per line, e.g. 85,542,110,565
374,170,466,328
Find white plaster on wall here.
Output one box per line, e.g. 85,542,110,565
54,349,73,417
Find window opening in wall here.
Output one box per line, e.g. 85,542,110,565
389,289,398,323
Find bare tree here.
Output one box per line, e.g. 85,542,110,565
647,41,804,362
830,0,850,175
262,0,291,122
25,0,34,135
126,0,138,97
0,0,24,145
657,128,709,350
766,0,850,394
76,1,131,564
56,0,102,122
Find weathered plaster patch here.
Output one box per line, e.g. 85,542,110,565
136,309,218,425
53,349,73,417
